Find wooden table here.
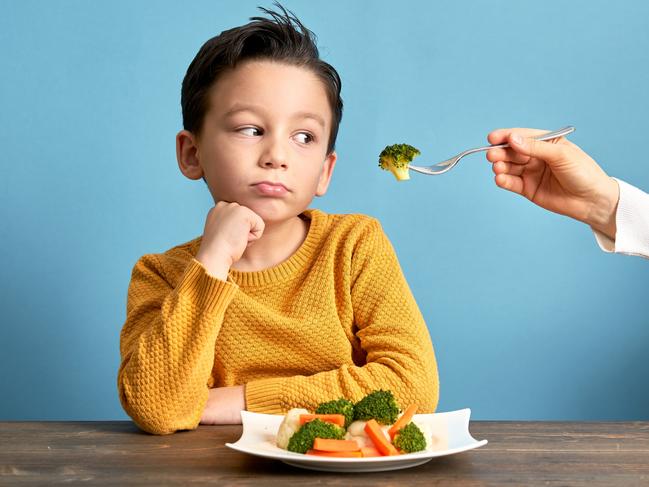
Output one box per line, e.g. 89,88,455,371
1,421,648,485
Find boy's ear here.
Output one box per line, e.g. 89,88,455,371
176,130,204,180
315,151,337,197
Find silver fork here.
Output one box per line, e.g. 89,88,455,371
408,126,576,176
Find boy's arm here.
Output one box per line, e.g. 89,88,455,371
245,219,439,414
118,255,237,435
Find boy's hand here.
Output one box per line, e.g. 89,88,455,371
195,201,265,280
486,128,620,239
200,385,246,425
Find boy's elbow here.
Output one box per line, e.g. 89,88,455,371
400,372,438,414
421,378,439,413
118,378,199,435
420,360,440,413
122,395,199,435
132,416,186,436
401,358,440,413
415,343,440,413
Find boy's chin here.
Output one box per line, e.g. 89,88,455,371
249,203,306,224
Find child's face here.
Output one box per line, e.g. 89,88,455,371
179,60,337,224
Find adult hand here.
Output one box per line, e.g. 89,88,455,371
486,128,620,239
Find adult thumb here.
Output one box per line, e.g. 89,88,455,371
509,133,565,165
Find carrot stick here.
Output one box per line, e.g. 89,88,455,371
388,404,418,440
312,438,360,452
364,419,399,456
360,446,382,457
299,414,346,427
306,449,363,458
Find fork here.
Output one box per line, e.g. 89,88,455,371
408,126,576,176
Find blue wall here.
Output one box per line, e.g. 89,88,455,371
1,0,647,421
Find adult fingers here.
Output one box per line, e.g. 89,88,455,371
486,147,534,165
492,160,525,177
509,133,566,166
487,127,553,145
494,173,524,195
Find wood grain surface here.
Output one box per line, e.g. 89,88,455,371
1,421,648,486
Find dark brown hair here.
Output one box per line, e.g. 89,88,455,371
181,3,343,154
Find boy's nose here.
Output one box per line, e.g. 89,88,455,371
261,158,287,169
259,139,288,169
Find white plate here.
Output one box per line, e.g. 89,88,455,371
226,408,487,473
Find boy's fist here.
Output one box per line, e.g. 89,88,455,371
195,201,265,280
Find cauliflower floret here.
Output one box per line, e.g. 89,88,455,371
346,420,368,437
344,420,391,449
276,408,309,450
344,432,370,448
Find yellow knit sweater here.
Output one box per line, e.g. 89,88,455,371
118,208,439,435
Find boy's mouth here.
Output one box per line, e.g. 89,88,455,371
252,181,289,196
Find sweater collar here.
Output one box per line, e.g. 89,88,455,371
227,208,326,287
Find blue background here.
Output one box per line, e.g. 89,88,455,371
1,0,647,421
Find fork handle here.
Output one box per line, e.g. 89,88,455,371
480,126,576,152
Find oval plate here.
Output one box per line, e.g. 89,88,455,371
226,408,487,473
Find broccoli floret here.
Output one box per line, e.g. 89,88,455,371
393,422,426,453
378,143,421,181
353,390,400,425
316,398,355,428
286,419,345,454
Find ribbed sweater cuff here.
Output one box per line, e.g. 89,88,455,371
245,377,285,414
175,258,238,314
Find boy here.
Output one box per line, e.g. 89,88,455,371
118,4,438,435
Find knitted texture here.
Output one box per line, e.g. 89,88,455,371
118,209,439,434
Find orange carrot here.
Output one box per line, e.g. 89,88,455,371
388,404,418,440
299,414,345,427
306,449,363,458
360,446,382,457
364,419,399,456
312,438,360,452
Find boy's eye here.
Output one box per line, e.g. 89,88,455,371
294,132,314,144
238,127,262,136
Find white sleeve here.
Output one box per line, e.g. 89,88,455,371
592,178,649,259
